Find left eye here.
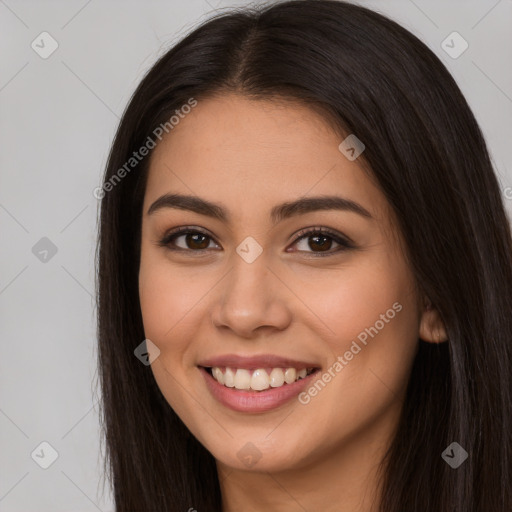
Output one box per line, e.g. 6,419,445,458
291,228,352,255
158,227,353,256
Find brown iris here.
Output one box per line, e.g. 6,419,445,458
185,232,210,250
308,234,333,252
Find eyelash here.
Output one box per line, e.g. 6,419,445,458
157,226,354,257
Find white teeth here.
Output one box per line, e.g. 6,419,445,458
251,369,270,391
224,367,235,387
212,367,224,385
284,368,297,384
233,369,251,389
269,368,285,387
209,366,315,391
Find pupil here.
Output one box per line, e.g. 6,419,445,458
310,235,331,251
188,233,209,249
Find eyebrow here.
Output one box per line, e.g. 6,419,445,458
147,193,373,223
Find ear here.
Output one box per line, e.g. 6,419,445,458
419,296,448,343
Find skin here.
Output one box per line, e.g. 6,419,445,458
138,93,447,512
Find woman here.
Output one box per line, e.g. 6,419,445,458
95,1,512,510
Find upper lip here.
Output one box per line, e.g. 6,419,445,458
197,354,320,370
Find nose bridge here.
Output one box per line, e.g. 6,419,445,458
225,244,272,309
211,242,291,335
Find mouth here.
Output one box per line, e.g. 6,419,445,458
197,356,322,413
200,365,319,392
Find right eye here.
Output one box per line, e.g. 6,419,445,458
158,227,221,253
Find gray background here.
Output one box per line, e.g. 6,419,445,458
1,0,511,510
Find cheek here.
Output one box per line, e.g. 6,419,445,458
138,249,220,386
139,269,176,343
297,269,418,449
138,256,205,421
138,247,203,343
309,252,419,388
302,255,413,342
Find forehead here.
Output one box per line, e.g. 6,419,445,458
144,94,389,226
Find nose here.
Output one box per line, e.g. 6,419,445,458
210,252,292,339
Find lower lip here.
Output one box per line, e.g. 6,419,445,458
199,366,319,413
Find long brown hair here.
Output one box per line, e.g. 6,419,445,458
95,1,512,510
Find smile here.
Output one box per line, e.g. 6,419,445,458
206,366,316,391
197,354,321,413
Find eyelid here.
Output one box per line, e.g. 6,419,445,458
157,225,220,251
286,226,355,256
290,226,354,246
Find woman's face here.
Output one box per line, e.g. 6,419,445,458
138,93,425,473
